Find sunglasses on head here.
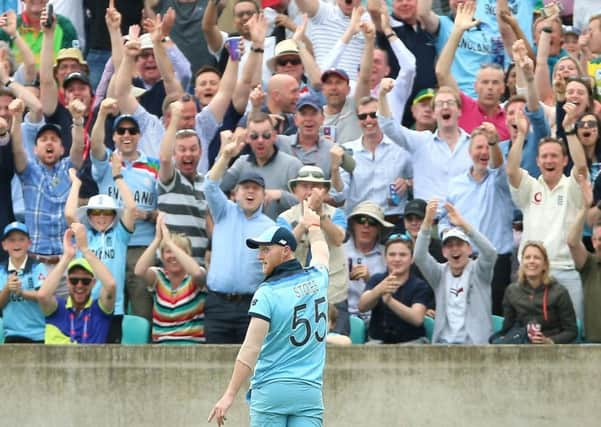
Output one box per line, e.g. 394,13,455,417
386,233,412,243
249,131,273,140
276,57,302,67
88,209,116,217
298,169,325,179
68,277,93,286
357,111,377,120
576,120,598,128
115,127,139,135
355,216,379,226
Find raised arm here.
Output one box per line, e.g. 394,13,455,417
414,199,443,288
434,1,478,92
8,98,27,173
90,98,117,161
295,0,320,17
513,40,541,113
302,200,330,268
355,21,376,102
68,100,86,169
146,10,184,98
134,219,161,287
72,222,116,313
111,151,136,232
159,101,181,184
567,175,592,270
105,0,124,72
201,0,226,55
114,26,142,115
445,202,496,262
2,11,36,84
292,15,322,90
497,4,535,62
39,7,59,116
506,108,528,188
563,103,588,178
417,0,441,34
535,25,554,106
479,122,502,168
37,229,76,315
0,58,43,122
65,169,81,226
208,131,246,182
322,6,363,72
160,217,206,284
205,42,240,122
232,15,265,113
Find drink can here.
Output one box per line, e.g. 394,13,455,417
225,36,242,61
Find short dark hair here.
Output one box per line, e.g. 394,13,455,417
194,65,222,82
505,95,527,110
537,137,568,156
247,111,274,128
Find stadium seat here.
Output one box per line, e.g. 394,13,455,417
424,316,434,342
577,319,583,343
121,315,150,345
492,315,504,333
0,317,4,344
349,316,366,344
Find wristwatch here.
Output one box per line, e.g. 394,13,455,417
3,78,13,87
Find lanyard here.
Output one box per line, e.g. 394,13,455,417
69,311,91,344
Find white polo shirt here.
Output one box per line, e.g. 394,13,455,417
510,170,583,270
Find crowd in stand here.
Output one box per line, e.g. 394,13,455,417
0,0,600,346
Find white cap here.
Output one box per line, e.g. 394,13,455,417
77,194,122,227
441,227,470,245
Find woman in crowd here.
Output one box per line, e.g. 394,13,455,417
358,234,433,344
501,242,578,344
135,215,207,344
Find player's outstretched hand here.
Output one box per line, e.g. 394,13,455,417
208,394,234,426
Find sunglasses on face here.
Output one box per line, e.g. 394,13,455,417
276,57,302,67
68,277,93,286
249,131,273,140
88,209,116,217
115,127,139,135
576,120,598,129
357,111,377,120
355,216,379,226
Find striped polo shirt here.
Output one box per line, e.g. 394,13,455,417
158,168,208,266
151,268,206,344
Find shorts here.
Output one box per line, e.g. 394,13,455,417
248,381,323,427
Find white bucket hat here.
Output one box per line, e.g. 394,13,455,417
77,194,122,228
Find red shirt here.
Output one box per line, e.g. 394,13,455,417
458,92,509,141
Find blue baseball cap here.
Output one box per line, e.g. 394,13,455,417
246,226,298,251
1,221,29,241
321,68,349,83
296,94,322,112
112,114,140,132
237,171,265,188
35,123,63,142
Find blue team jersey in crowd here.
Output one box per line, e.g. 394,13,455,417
249,261,329,390
0,258,47,341
85,221,132,315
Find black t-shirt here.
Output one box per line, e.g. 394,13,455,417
366,272,433,343
376,19,437,128
134,78,166,119
84,0,144,51
208,102,244,168
0,141,15,262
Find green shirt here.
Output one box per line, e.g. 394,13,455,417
0,13,78,67
579,253,601,342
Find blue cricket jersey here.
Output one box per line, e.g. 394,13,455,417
249,260,329,390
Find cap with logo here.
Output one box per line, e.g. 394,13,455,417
63,71,92,89
1,221,29,241
246,226,298,251
412,88,436,105
441,227,470,245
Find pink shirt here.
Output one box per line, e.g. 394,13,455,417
458,93,509,141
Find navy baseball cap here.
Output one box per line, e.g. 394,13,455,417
246,226,298,251
237,171,265,188
35,123,63,142
1,221,29,241
63,72,92,89
296,94,322,111
113,114,140,132
321,68,349,83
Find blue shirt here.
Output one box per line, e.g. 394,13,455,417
86,221,132,315
92,148,159,246
19,157,73,255
203,176,274,294
249,260,329,390
0,258,47,341
379,114,472,203
439,166,514,254
341,135,412,216
499,106,551,178
45,297,113,344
